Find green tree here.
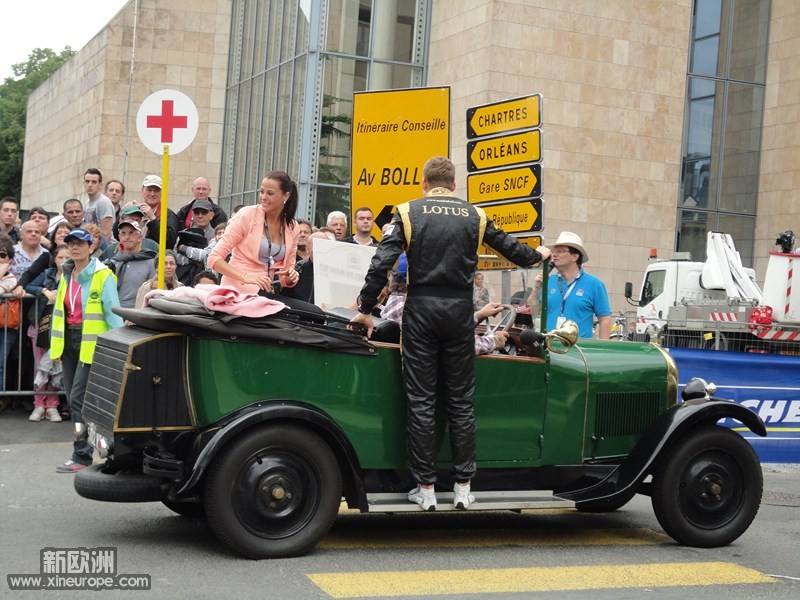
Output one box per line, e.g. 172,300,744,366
0,47,75,199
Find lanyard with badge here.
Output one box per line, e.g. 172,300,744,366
67,276,81,317
556,273,580,328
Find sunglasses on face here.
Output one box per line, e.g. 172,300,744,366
0,252,8,259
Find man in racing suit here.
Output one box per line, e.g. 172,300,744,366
350,156,551,511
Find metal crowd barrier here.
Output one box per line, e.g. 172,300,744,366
0,292,66,405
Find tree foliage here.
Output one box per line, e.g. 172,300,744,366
0,47,75,199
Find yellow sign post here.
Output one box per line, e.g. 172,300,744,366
465,93,544,247
467,164,542,204
351,87,450,234
467,95,541,139
478,235,542,271
480,199,542,234
467,130,541,172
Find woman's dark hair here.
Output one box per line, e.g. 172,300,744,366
152,249,178,269
265,170,298,227
49,221,72,256
0,233,15,259
193,270,219,286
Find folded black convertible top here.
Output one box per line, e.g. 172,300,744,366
113,296,377,356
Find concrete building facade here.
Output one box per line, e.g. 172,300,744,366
22,0,230,212
20,0,800,311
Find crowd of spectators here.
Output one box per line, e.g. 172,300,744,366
0,171,390,425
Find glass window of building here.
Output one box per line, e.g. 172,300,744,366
220,0,429,225
677,0,770,266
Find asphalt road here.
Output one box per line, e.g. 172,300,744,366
1,405,799,599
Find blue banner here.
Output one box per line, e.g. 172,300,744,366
669,348,800,463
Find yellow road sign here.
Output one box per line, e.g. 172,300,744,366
467,94,541,139
480,199,542,234
478,235,542,271
352,87,450,235
467,164,542,204
467,130,541,172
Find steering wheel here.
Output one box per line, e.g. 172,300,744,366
484,304,516,355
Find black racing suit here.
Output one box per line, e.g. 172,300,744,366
357,189,546,485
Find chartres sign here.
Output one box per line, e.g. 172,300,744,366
467,94,540,139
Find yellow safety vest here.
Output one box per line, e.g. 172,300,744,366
50,264,115,365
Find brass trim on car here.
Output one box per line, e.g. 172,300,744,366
652,344,679,408
113,332,197,432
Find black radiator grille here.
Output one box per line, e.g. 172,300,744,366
83,339,129,438
594,391,662,438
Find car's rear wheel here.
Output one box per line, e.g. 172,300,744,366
204,424,341,559
651,426,761,547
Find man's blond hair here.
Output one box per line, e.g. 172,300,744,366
423,156,455,189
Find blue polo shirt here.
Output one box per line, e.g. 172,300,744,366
545,268,611,338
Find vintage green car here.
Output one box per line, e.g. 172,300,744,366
74,277,766,559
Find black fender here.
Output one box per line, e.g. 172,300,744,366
175,400,366,509
558,398,766,504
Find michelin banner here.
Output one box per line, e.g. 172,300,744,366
670,348,800,463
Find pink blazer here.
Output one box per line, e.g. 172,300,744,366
207,205,299,294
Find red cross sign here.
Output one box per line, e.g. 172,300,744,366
136,89,198,155
147,100,189,143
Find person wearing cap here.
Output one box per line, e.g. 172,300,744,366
138,175,180,251
531,231,611,339
105,204,159,258
349,156,551,512
174,199,217,285
104,220,157,308
52,228,123,473
176,177,228,231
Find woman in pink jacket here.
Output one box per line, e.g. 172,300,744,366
207,170,301,295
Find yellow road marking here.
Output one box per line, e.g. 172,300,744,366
320,527,670,549
308,562,774,598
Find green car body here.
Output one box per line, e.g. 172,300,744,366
76,285,766,559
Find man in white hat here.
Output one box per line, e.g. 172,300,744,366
532,231,611,339
138,175,180,250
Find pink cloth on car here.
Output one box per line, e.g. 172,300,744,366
143,284,286,318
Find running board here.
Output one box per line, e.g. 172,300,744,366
366,490,575,513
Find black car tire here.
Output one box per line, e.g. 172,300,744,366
651,426,762,547
74,464,169,502
162,499,206,518
204,424,342,559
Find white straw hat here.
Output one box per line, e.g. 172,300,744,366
549,231,589,263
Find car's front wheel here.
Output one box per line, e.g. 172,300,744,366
204,424,342,559
651,426,762,547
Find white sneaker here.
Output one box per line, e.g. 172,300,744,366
45,408,63,422
408,485,437,511
29,407,45,422
453,483,475,510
